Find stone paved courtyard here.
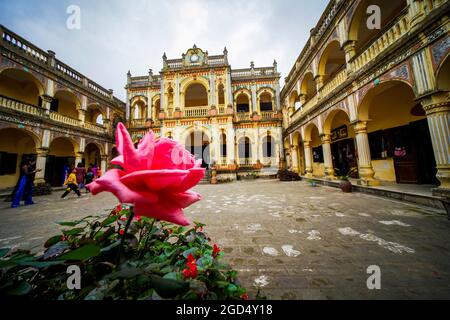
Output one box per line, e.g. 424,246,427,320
1,180,449,300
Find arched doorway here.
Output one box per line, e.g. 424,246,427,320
324,109,357,178
304,123,323,177
84,143,101,168
236,93,250,113
46,137,76,187
0,128,37,188
293,132,305,174
0,68,44,106
185,131,210,168
358,81,437,184
318,40,346,84
300,72,317,100
52,90,80,120
259,92,273,112
86,104,105,125
185,83,208,108
238,137,252,165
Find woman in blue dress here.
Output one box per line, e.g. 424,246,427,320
11,157,41,208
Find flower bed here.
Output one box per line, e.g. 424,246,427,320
0,205,250,300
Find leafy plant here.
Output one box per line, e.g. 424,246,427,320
0,205,252,300
335,167,358,181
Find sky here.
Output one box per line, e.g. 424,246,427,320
0,0,329,101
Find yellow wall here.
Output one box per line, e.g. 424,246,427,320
0,75,40,106
58,100,79,119
49,138,75,157
313,162,325,177
372,158,396,182
0,129,36,188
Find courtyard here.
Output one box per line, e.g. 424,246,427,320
0,180,449,300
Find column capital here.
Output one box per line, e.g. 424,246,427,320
353,121,368,134
303,140,312,148
342,40,356,54
36,148,49,157
421,92,450,115
320,133,331,144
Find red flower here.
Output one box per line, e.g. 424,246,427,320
183,254,198,279
134,215,142,222
213,244,221,257
119,229,125,236
241,293,249,300
115,203,123,212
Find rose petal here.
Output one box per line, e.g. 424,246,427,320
137,130,155,169
116,123,142,173
169,168,205,193
170,190,202,208
134,201,190,226
120,170,189,191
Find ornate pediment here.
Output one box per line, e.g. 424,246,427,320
183,45,208,67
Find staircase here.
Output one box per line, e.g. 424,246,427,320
199,170,211,185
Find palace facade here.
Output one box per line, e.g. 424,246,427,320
281,0,450,196
0,25,125,190
126,46,282,181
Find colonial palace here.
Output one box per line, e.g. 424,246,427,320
0,0,449,197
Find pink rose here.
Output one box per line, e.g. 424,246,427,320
87,123,205,226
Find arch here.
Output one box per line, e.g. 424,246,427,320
131,100,147,120
318,40,346,82
84,142,102,167
259,91,273,112
152,95,161,119
184,130,211,168
238,136,252,164
167,86,174,108
86,103,106,125
53,90,80,120
0,127,39,188
236,92,250,113
46,136,78,187
436,52,450,91
357,80,437,184
300,72,317,99
0,68,45,106
323,107,352,134
348,0,407,56
262,134,274,158
289,90,300,109
182,80,209,108
217,83,225,105
303,122,320,142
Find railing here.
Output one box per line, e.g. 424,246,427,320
220,157,227,165
84,121,106,133
261,111,275,120
319,67,347,98
236,112,250,121
0,96,45,116
218,105,225,114
50,112,80,126
167,59,183,68
1,29,48,64
208,56,226,65
184,107,209,118
56,61,82,83
239,158,252,166
88,81,110,98
231,67,277,79
350,11,410,74
130,118,147,128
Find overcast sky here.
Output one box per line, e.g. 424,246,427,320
0,0,328,100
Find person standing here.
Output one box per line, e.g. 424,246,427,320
11,158,41,208
84,167,94,193
75,162,86,190
61,169,81,198
91,163,98,180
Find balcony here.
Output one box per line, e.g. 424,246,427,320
236,112,251,121
84,121,106,133
49,112,80,127
184,107,209,118
129,118,147,128
350,10,410,74
0,95,46,116
239,158,252,166
319,67,347,98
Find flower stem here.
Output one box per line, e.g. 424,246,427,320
116,206,135,265
139,218,155,258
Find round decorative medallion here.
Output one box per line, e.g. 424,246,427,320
190,54,199,62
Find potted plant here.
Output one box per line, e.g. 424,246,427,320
336,167,358,193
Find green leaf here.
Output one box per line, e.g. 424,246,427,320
62,228,85,236
150,275,189,299
163,272,178,280
17,260,64,268
100,240,121,253
58,244,101,261
0,248,10,258
57,221,80,227
3,281,32,296
100,216,118,227
44,235,62,248
43,242,70,260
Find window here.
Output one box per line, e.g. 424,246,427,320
312,146,323,163
218,84,225,105
0,152,18,175
221,134,227,157
50,99,59,112
263,136,273,157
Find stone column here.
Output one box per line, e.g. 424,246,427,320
75,152,84,166
227,125,235,165
40,95,52,115
315,75,324,96
78,108,86,125
209,73,216,107
353,121,379,186
251,82,257,114
422,94,450,195
321,134,336,179
304,140,313,178
343,40,356,72
101,155,108,174
291,144,299,173
34,148,48,184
